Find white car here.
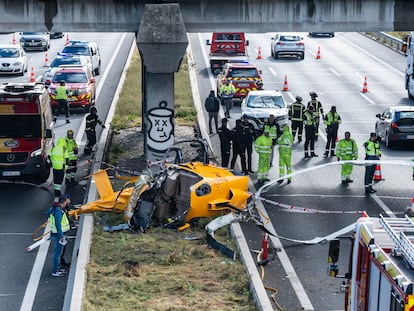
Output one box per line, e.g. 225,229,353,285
241,90,288,132
270,33,305,59
60,40,101,75
0,45,28,76
41,54,93,87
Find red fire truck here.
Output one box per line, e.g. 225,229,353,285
206,32,249,74
328,214,414,311
0,82,54,183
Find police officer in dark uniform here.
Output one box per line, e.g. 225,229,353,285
217,118,233,168
241,114,256,174
230,119,247,173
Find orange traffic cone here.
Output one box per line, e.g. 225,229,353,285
315,46,321,59
29,67,35,82
256,46,262,59
65,33,70,45
43,52,49,67
12,33,16,45
282,75,289,91
361,210,368,218
361,76,368,93
373,164,384,182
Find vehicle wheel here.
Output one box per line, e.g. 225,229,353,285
385,132,393,148
331,33,335,37
271,48,274,58
275,52,279,59
409,90,414,99
94,64,101,76
301,53,305,60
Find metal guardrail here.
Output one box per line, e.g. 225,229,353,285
363,31,407,55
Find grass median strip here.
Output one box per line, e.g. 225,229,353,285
83,46,258,310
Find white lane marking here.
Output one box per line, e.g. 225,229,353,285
371,194,395,217
197,32,315,310
19,33,128,311
19,225,51,311
360,92,376,105
329,67,340,77
269,67,277,76
340,35,405,77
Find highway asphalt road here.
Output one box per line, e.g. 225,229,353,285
1,31,413,311
189,31,414,311
0,32,135,311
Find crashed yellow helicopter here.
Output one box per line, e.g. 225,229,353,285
65,139,253,232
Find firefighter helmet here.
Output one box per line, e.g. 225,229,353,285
295,95,303,102
309,91,317,98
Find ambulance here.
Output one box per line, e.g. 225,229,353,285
0,82,54,183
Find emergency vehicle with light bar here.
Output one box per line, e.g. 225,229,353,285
206,32,249,74
328,214,414,311
48,65,96,113
0,82,53,183
216,62,263,103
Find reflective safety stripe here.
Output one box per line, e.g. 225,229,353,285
50,211,70,233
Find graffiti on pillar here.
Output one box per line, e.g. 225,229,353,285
147,101,174,152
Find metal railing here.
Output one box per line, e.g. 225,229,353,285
363,32,407,55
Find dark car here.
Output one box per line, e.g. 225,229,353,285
309,32,335,37
50,32,63,39
19,32,50,51
375,106,414,148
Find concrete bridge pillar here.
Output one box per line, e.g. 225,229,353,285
136,3,188,163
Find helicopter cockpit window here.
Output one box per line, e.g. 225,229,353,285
195,183,211,196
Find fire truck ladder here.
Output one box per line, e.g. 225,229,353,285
380,214,414,268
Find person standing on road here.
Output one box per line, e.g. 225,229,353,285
264,114,280,167
220,79,236,119
49,137,69,197
254,128,273,185
241,114,256,174
204,90,220,135
48,195,71,277
217,118,233,168
324,106,342,157
289,95,306,143
363,132,381,194
303,106,318,158
307,92,324,140
277,124,293,184
84,106,106,155
230,119,247,173
65,130,79,185
336,131,358,184
53,81,71,124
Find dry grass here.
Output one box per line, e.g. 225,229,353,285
111,45,197,131
83,222,257,311
83,43,258,310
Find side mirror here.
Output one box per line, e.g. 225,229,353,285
206,39,211,45
327,239,340,277
245,40,249,46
